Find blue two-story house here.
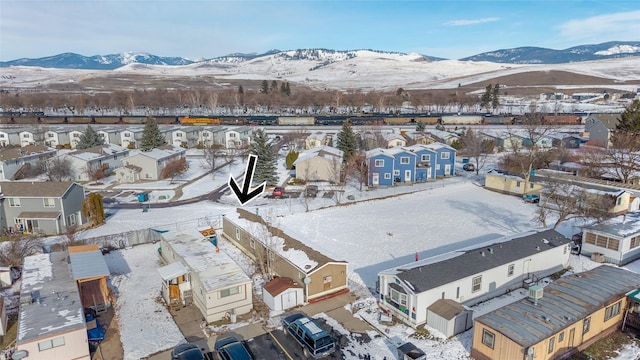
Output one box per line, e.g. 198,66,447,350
366,149,395,187
405,144,437,182
385,147,417,183
424,143,456,177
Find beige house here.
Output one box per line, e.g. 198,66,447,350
294,146,344,183
16,252,90,360
158,230,253,322
383,132,407,148
471,266,640,360
120,145,186,180
221,209,348,302
484,170,544,196
115,164,142,183
305,131,329,150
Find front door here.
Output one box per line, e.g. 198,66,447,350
568,328,575,348
404,170,411,182
427,168,432,180
444,164,451,176
372,173,379,186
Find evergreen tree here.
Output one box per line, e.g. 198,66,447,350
76,125,104,149
336,120,357,163
271,80,278,92
480,84,493,112
260,80,269,93
284,82,291,96
416,121,426,132
238,85,244,94
140,116,166,151
249,129,278,185
617,99,640,133
491,83,500,111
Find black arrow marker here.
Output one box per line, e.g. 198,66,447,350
229,154,266,206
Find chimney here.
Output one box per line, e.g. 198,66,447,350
481,251,485,257
488,248,494,254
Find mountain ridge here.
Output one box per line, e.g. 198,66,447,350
2,41,638,70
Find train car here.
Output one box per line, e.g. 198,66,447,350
0,115,13,124
441,115,483,125
179,117,221,125
156,116,180,125
383,117,414,125
277,116,316,126
348,115,384,126
219,117,246,125
66,116,93,124
483,116,515,125
543,115,582,125
121,116,147,124
93,116,121,125
11,116,41,125
39,116,67,124
414,116,440,125
246,116,276,126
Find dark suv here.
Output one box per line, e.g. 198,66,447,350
282,313,335,358
305,185,319,198
171,343,205,360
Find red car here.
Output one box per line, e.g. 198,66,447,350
272,187,284,197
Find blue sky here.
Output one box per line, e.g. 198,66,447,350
1,0,639,61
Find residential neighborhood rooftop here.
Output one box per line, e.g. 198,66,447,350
386,229,570,293
68,246,110,280
0,181,75,198
67,144,128,161
161,230,251,292
475,265,640,348
583,211,640,238
17,252,85,344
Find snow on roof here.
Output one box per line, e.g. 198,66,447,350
293,145,343,165
584,211,640,238
404,143,437,153
365,148,394,159
131,145,185,160
384,146,416,156
158,261,189,281
68,250,110,280
427,129,458,140
18,252,85,344
68,143,128,161
161,230,251,292
224,209,345,274
382,132,405,142
424,142,456,152
306,131,326,140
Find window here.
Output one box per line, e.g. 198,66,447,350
249,238,255,249
22,133,30,138
176,133,183,137
421,154,430,162
384,173,391,180
47,133,54,138
220,286,239,298
400,157,409,164
67,214,77,226
235,228,240,240
530,182,535,189
441,291,445,299
145,173,151,179
323,275,332,283
617,197,622,205
548,337,555,354
389,288,407,306
38,336,65,351
472,275,482,292
124,133,131,137
604,301,621,321
440,152,450,160
583,317,591,334
481,329,495,349
229,133,236,138
508,264,515,277
375,159,384,167
8,198,20,207
43,198,55,207
393,170,400,176
456,287,460,298
631,236,640,249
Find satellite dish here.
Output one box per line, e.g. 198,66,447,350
12,350,29,360
303,277,311,285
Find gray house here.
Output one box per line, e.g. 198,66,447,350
0,128,22,147
0,181,86,235
63,144,129,182
584,113,620,148
0,145,56,181
96,128,119,146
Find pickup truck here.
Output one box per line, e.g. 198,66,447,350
281,313,335,358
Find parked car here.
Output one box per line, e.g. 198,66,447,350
523,194,540,203
462,163,475,172
214,337,254,360
305,185,319,198
282,313,335,358
272,187,285,198
171,343,205,360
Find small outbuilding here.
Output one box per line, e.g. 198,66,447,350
0,267,13,288
397,341,426,360
68,245,111,313
426,299,473,338
262,277,304,312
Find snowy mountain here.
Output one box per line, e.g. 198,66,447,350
5,42,636,70
461,41,640,64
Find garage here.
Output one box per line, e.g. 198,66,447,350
262,277,304,312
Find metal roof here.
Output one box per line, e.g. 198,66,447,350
17,252,85,344
68,250,110,280
158,261,189,281
583,211,640,239
394,229,570,293
427,299,467,320
476,265,640,348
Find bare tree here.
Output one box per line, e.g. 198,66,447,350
460,129,492,175
201,146,218,178
84,162,108,182
344,152,368,191
603,132,640,184
250,211,281,281
44,156,73,181
161,157,188,183
536,179,616,229
0,233,43,268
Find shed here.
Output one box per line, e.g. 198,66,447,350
397,341,426,360
68,245,111,312
426,299,473,337
262,277,304,312
0,267,12,288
